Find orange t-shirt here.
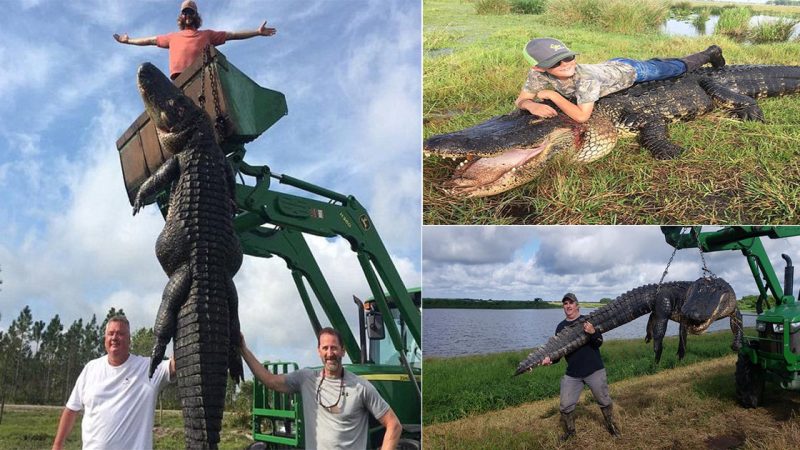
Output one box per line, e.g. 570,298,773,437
156,29,227,79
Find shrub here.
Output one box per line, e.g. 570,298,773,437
544,0,670,34
748,18,798,43
475,0,512,15
511,0,547,14
715,7,752,39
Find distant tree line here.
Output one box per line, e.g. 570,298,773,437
767,1,800,6
423,298,561,309
0,305,184,415
0,304,259,424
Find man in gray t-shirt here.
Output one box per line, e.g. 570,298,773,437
241,327,402,449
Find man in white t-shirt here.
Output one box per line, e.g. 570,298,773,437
51,315,176,450
240,327,402,449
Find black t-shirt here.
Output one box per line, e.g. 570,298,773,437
555,315,605,378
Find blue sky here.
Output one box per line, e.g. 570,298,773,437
0,0,421,369
424,226,800,302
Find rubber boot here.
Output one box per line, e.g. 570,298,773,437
559,411,576,441
600,405,621,437
680,45,726,72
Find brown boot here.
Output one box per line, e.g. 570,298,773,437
600,405,621,437
680,45,726,72
559,411,576,441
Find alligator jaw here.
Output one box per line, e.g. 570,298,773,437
441,128,573,198
137,62,202,151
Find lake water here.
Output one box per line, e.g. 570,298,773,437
663,15,800,40
423,307,757,357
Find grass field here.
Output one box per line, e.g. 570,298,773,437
423,355,800,449
423,329,750,425
423,0,800,224
0,406,254,450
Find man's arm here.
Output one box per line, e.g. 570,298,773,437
226,21,276,40
52,407,79,450
240,334,291,393
169,355,177,379
113,34,157,46
536,90,594,123
378,408,402,450
515,90,558,118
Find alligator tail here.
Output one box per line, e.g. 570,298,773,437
514,282,689,376
175,270,231,449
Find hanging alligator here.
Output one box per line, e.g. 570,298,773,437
425,65,800,197
133,62,243,449
514,277,742,375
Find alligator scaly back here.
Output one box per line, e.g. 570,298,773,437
514,282,692,375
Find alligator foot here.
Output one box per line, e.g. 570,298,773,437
150,342,167,377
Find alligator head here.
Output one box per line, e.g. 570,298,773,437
680,277,737,334
137,62,210,154
423,109,619,197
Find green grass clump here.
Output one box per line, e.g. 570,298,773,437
748,18,799,44
422,329,746,425
475,0,511,15
544,0,670,34
510,0,547,14
715,7,752,40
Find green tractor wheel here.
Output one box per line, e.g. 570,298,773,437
735,351,764,408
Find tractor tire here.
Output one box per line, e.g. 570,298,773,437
735,352,764,408
397,438,421,450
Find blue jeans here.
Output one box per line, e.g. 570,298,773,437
610,58,687,83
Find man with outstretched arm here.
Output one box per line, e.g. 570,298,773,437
114,0,277,79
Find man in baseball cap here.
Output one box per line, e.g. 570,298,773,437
540,291,620,440
524,38,579,69
514,36,725,130
114,1,278,79
562,292,579,304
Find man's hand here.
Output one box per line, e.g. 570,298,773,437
583,321,596,335
535,89,559,101
521,100,557,118
113,33,129,43
541,356,553,366
258,21,277,36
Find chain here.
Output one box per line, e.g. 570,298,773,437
656,245,678,293
198,46,228,141
198,46,208,109
696,229,717,279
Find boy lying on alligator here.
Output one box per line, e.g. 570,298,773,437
424,39,800,198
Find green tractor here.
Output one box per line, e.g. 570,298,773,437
116,48,421,448
662,226,800,408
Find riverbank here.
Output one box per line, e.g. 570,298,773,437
423,354,800,449
423,329,752,424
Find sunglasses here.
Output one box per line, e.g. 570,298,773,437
550,55,576,68
181,9,196,16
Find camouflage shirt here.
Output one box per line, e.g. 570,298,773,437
523,61,637,105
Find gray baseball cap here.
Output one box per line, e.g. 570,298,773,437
524,38,579,69
562,292,578,303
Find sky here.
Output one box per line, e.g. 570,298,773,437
423,226,800,302
0,0,421,369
